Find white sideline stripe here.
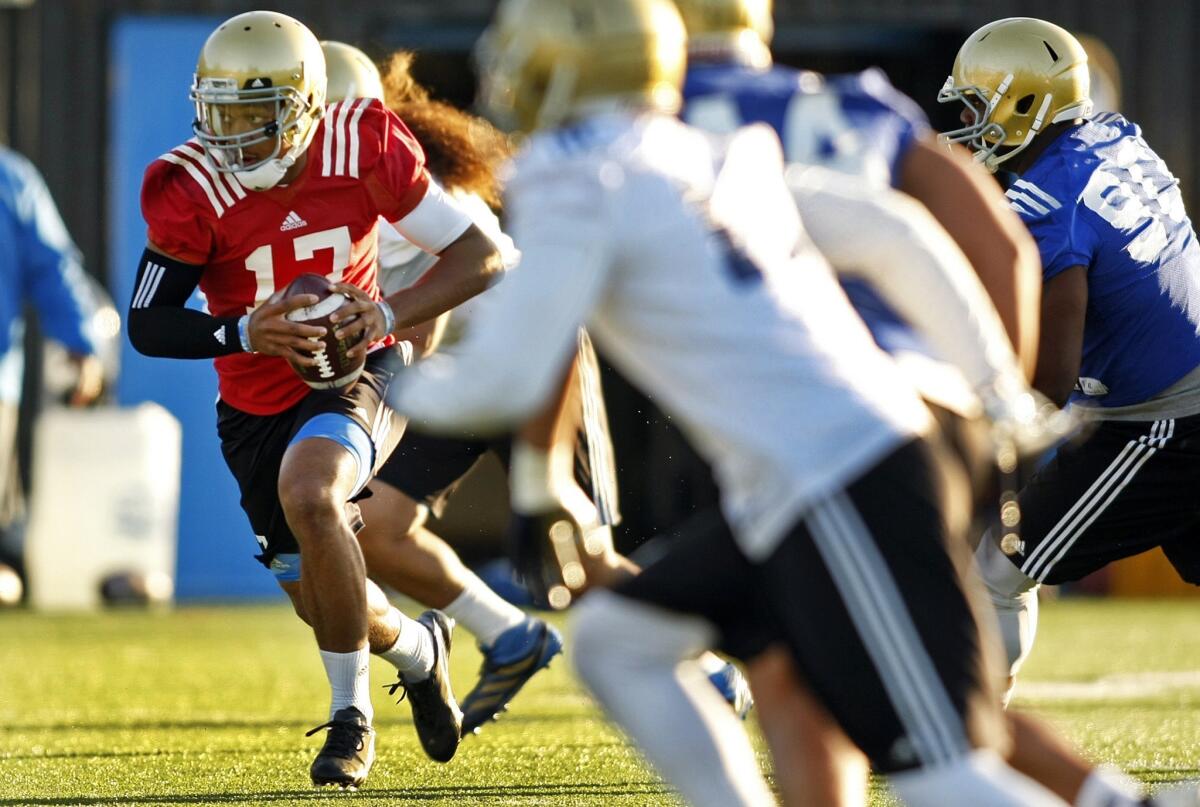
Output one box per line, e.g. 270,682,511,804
133,262,165,309
809,495,967,765
1016,671,1200,702
1022,420,1167,580
1005,190,1050,216
1022,422,1161,581
1013,178,1061,209
347,98,370,179
160,152,224,217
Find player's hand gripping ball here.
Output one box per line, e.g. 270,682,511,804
281,273,366,389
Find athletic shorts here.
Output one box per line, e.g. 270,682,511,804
216,352,403,571
1001,414,1200,585
374,426,610,521
375,329,621,525
374,428,509,518
615,436,1007,773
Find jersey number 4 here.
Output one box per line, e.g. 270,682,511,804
242,226,352,313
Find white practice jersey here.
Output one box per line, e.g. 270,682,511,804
394,113,932,560
378,190,519,295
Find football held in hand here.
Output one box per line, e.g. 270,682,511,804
282,273,366,390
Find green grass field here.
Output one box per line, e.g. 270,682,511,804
1,598,1198,806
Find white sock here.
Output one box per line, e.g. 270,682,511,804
377,611,435,682
975,535,1040,679
1075,767,1144,807
443,575,526,647
319,646,373,722
571,591,775,807
890,749,1070,806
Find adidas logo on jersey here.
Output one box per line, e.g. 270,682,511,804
280,211,308,232
213,327,226,346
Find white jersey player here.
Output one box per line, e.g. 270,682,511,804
324,42,753,726
390,1,1073,805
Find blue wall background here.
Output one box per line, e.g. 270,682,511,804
109,16,280,600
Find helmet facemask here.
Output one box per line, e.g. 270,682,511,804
937,74,1016,170
191,76,322,190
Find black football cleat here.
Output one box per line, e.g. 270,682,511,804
384,610,463,763
305,706,375,789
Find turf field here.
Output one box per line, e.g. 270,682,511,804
1,598,1198,806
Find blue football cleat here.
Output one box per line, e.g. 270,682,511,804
460,617,564,734
709,662,754,720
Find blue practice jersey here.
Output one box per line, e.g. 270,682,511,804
1003,113,1200,407
0,147,95,359
683,63,928,184
682,63,934,358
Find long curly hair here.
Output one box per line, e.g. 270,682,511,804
380,51,510,209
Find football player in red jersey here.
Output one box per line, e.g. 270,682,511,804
126,11,503,788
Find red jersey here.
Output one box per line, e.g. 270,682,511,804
141,99,433,415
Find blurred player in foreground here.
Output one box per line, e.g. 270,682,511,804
322,41,752,729
127,11,502,787
939,18,1200,805
391,0,1079,803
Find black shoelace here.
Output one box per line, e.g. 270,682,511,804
383,678,409,704
305,718,368,757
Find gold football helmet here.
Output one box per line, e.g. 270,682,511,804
938,17,1092,172
321,41,384,103
191,11,326,190
477,0,687,134
673,0,772,67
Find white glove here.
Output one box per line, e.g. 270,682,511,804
977,374,1078,468
508,440,599,609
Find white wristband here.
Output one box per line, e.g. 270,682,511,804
510,440,577,513
237,314,253,352
376,300,396,337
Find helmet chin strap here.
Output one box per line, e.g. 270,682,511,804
233,110,320,191
234,153,295,191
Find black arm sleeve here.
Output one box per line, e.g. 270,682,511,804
127,248,245,359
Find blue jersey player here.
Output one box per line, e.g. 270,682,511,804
941,16,1200,726
672,5,1197,807
679,5,1041,381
